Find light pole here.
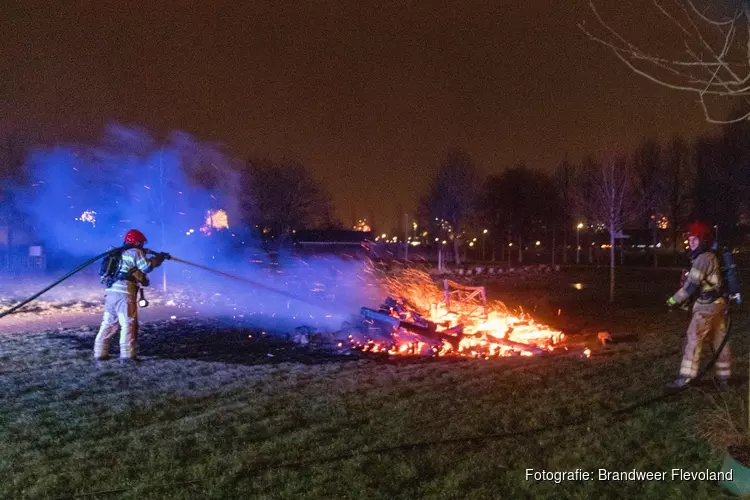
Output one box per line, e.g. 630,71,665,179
576,223,583,264
482,229,488,261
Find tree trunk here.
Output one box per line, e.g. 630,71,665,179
610,226,615,303
551,227,556,266
453,238,461,266
518,235,523,264
563,228,568,264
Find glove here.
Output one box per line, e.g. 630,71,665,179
730,293,742,306
157,252,172,263
667,297,689,312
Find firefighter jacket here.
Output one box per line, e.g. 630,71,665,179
105,247,156,297
670,251,723,305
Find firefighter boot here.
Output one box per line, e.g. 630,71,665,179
717,378,730,392
93,356,110,369
666,377,691,390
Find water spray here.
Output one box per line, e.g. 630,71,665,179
0,249,331,320
151,252,329,309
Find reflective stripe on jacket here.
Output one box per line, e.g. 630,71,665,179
671,251,722,305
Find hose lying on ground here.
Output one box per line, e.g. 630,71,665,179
0,247,126,320
0,251,739,459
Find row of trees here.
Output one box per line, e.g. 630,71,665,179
417,119,750,286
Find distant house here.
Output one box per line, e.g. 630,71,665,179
0,223,45,273
293,230,372,257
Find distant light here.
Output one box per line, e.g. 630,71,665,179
442,240,447,244
572,283,584,290
509,243,513,247
483,229,488,234
381,233,387,239
577,223,584,229
469,242,475,247
536,241,541,246
435,238,439,242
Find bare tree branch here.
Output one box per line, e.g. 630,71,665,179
582,0,750,121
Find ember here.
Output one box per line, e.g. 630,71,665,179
348,268,563,358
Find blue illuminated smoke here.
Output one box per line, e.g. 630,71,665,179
16,124,244,262
9,124,382,330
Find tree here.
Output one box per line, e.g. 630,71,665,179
576,156,641,302
632,139,665,265
555,158,576,264
246,159,337,242
481,164,562,265
0,133,29,224
581,1,750,123
690,122,750,245
663,136,695,251
419,149,482,266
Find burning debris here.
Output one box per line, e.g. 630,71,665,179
200,209,230,235
341,269,563,358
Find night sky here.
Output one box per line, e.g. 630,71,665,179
1,1,722,230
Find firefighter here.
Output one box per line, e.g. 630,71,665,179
94,229,166,366
666,221,730,390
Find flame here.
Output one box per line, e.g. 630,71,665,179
353,268,564,358
200,209,229,235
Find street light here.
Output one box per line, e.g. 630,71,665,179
576,223,584,264
482,229,488,260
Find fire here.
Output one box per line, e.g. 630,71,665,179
200,209,229,235
352,268,564,358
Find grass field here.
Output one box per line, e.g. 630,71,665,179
1,268,748,499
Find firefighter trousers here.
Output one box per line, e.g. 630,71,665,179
679,298,730,380
94,292,139,360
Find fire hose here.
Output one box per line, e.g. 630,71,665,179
0,252,743,497
0,249,328,320
0,247,127,320
0,250,738,427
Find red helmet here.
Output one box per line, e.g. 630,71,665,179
124,229,148,246
687,221,712,242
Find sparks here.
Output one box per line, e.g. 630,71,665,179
75,210,97,227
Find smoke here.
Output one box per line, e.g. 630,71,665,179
10,124,383,331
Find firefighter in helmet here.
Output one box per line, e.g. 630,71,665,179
94,229,166,366
666,221,730,390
